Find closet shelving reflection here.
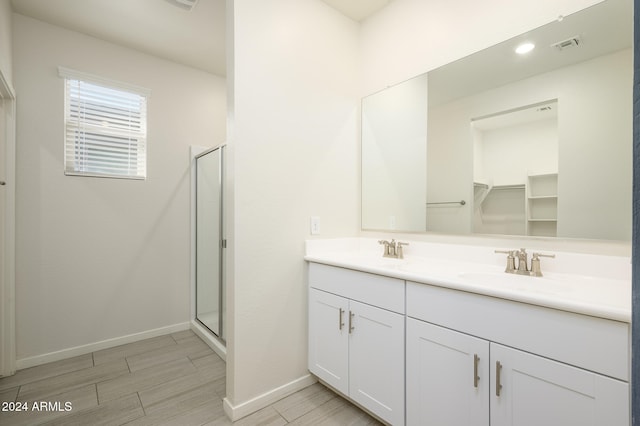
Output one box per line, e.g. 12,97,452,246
526,173,558,237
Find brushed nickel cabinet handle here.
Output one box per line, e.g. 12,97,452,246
348,311,355,334
0,181,5,186
473,354,480,388
496,361,503,397
338,308,344,330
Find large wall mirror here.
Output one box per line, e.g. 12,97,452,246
361,0,632,241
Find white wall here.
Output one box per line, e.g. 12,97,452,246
226,0,359,414
0,0,11,84
12,14,227,361
475,118,558,186
360,0,603,94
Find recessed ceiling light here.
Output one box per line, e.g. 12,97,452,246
515,42,535,55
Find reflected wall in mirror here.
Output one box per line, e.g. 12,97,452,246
472,101,558,237
361,0,632,241
362,73,427,231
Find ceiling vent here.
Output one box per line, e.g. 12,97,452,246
165,0,199,11
551,36,581,51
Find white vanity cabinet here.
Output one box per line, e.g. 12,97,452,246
308,263,405,426
406,318,489,426
490,343,629,426
406,282,630,426
308,289,349,395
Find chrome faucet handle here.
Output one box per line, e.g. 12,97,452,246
530,252,556,277
495,249,517,273
396,242,409,259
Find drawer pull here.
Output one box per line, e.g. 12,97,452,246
473,354,480,388
339,308,344,330
496,361,503,397
349,311,355,334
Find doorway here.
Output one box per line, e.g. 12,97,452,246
0,70,16,377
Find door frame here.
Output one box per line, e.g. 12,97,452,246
0,68,16,377
632,3,639,423
189,144,227,362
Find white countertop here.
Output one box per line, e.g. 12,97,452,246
305,238,632,323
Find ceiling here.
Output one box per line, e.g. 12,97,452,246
10,0,393,78
320,0,394,22
427,0,631,107
11,0,227,76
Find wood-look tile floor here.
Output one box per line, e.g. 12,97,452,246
0,330,382,425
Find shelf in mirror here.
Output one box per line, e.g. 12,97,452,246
527,173,558,236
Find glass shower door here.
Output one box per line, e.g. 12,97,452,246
196,146,224,340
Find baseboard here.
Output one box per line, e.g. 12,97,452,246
16,322,191,370
190,320,226,361
223,374,317,421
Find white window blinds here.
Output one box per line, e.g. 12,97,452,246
60,67,149,179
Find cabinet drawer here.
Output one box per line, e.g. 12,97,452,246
407,282,629,381
309,263,405,314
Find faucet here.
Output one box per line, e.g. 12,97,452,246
494,249,517,273
378,239,409,259
495,248,555,277
378,239,396,257
530,252,556,277
516,248,529,273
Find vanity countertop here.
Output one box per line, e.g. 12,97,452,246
305,238,631,323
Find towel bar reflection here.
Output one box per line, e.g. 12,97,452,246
426,200,466,206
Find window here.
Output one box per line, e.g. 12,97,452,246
59,67,149,179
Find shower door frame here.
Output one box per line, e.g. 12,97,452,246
192,144,226,344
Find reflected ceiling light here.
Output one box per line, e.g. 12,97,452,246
515,42,535,55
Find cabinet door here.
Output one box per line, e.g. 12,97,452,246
406,319,489,426
308,288,349,395
491,343,629,426
349,300,405,426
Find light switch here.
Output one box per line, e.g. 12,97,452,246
310,216,321,235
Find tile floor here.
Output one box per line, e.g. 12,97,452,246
0,330,382,425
